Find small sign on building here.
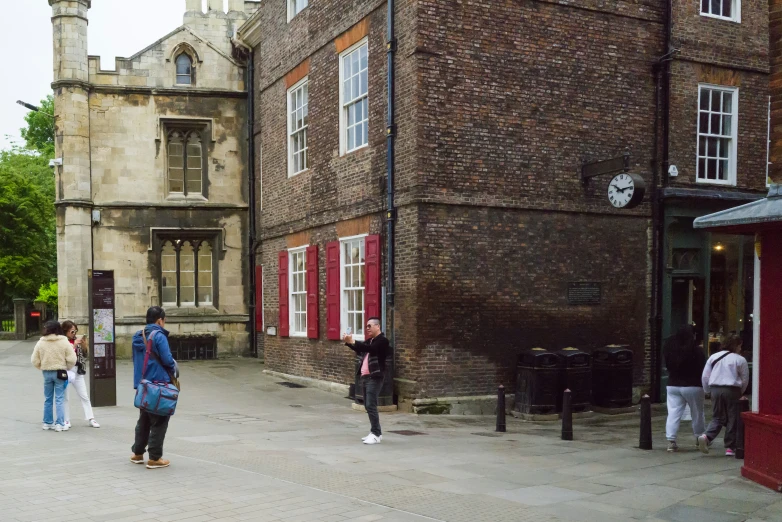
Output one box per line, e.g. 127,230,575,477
567,282,602,305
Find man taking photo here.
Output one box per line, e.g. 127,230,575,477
343,317,390,445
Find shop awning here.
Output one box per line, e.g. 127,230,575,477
693,185,782,232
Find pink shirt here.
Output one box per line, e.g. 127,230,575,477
361,354,370,376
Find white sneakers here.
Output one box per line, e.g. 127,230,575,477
89,419,100,428
42,423,54,431
64,421,71,429
362,434,382,445
55,424,70,432
697,434,710,454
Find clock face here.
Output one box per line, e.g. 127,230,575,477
608,173,637,208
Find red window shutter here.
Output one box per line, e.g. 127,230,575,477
306,245,319,339
255,265,263,331
326,241,341,340
364,235,382,323
278,251,289,337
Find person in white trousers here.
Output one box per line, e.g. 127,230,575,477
663,325,707,452
61,321,100,429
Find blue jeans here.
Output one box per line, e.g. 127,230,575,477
42,371,67,426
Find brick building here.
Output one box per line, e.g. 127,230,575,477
237,0,768,407
658,0,770,397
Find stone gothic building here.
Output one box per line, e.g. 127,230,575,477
50,0,258,357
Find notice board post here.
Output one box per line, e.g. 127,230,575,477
88,269,117,407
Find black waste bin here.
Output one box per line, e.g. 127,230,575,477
591,345,633,408
514,348,559,414
555,347,592,412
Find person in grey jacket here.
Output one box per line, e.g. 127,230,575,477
698,335,749,456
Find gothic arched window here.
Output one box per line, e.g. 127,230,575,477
157,237,216,308
176,53,193,85
167,130,203,196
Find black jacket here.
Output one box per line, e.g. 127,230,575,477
347,333,390,375
664,344,707,388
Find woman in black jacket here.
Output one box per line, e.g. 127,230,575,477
663,325,707,452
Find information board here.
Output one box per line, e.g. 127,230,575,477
567,282,602,306
90,270,115,379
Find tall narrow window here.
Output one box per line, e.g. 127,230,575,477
167,130,204,196
697,85,738,185
161,241,178,306
341,237,365,339
289,248,307,336
180,241,196,306
288,78,309,176
176,54,193,85
198,242,213,305
288,0,308,21
340,41,369,154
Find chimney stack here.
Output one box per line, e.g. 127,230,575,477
185,0,202,12
228,0,244,12
207,0,224,12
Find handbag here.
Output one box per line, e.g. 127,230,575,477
133,330,179,416
56,369,68,380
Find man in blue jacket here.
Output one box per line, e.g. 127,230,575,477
130,306,177,469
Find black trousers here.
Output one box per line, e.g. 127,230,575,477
132,410,170,461
362,375,383,436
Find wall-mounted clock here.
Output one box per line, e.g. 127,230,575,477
607,173,646,209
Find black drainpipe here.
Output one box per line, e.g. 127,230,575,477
247,49,257,357
651,0,674,402
385,0,396,354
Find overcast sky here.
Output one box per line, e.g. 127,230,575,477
0,1,222,151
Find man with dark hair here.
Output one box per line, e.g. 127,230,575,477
130,306,177,468
343,317,390,445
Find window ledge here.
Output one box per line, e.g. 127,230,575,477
166,194,208,203
341,144,370,157
288,168,310,178
290,332,308,338
699,12,740,23
696,179,737,187
165,306,219,317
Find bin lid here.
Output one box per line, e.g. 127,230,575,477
555,347,591,367
593,345,633,362
518,348,559,368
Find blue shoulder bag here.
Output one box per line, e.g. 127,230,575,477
133,330,180,416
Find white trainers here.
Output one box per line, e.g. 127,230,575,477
55,424,70,432
362,433,382,442
363,434,381,445
64,421,71,428
89,419,100,428
697,434,710,454
42,423,54,431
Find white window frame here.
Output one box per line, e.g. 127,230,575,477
700,0,740,22
696,84,738,186
287,0,308,22
339,39,369,155
287,77,309,177
340,234,367,342
288,246,308,337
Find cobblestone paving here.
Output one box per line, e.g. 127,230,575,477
2,339,780,522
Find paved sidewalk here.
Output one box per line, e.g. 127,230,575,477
2,339,780,522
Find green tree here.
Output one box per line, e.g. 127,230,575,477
20,95,55,156
0,164,56,305
0,96,57,310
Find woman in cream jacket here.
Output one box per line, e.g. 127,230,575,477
31,321,77,431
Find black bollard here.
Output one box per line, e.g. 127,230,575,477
735,396,750,459
639,394,652,450
561,389,573,441
496,385,506,432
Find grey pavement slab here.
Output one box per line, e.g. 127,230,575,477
1,339,780,522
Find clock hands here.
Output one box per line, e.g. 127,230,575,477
610,184,633,193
